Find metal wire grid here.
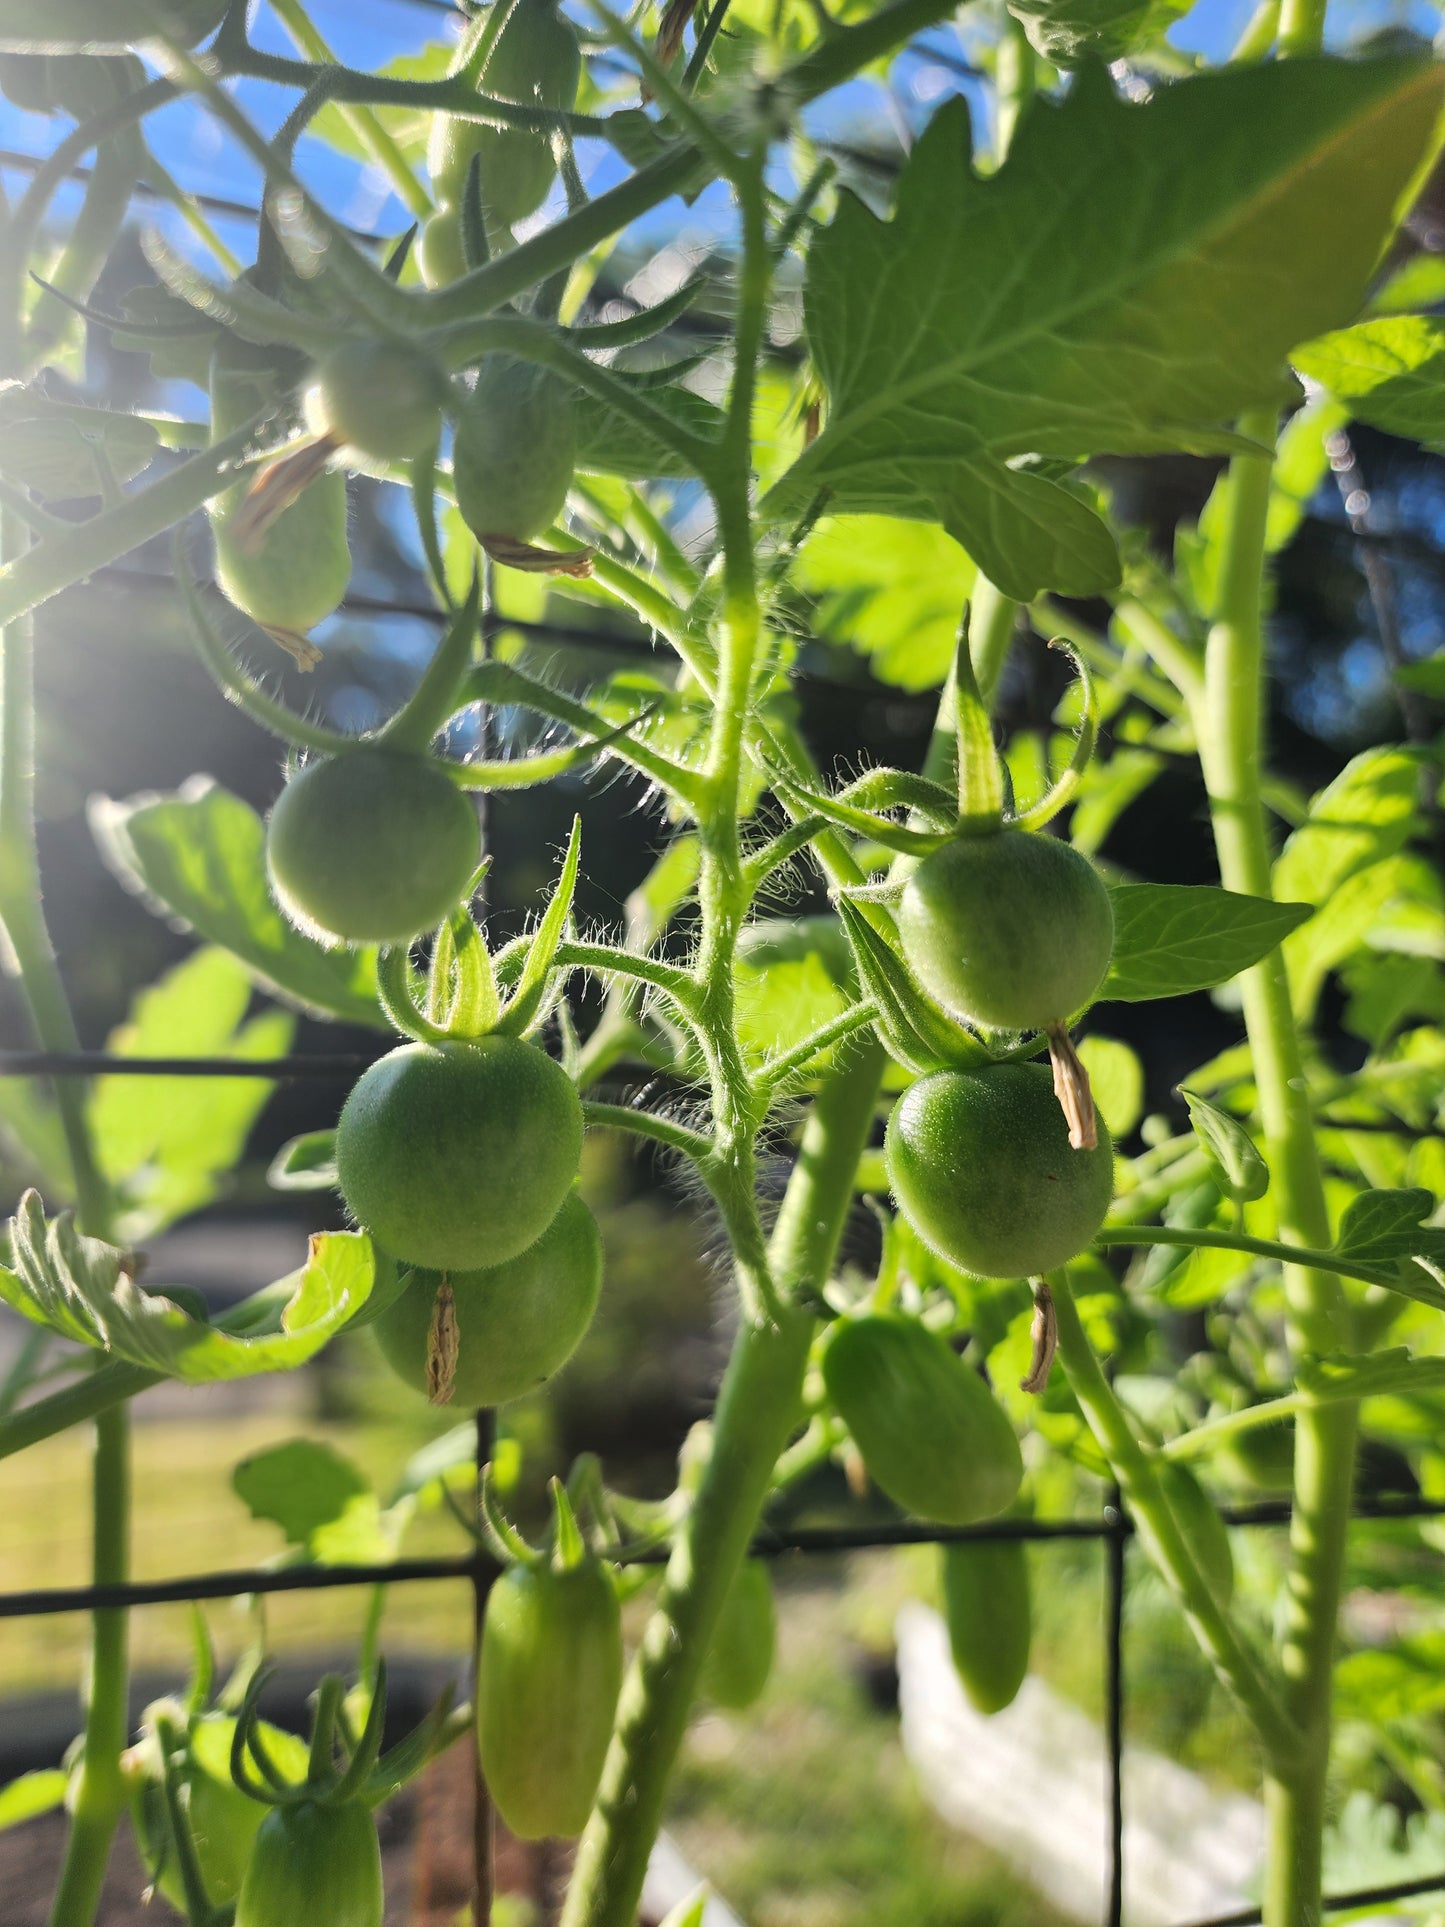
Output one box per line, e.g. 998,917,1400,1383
0,1062,1442,1927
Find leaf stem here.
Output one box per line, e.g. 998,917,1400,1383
1050,1268,1300,1766
1095,1223,1411,1296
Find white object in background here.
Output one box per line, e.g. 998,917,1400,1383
896,1601,1266,1926
643,1831,746,1927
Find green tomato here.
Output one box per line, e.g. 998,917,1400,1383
209,339,350,637
821,1313,1023,1527
417,207,469,290
0,0,226,51
700,1559,776,1711
939,1539,1031,1715
265,747,480,948
235,1800,382,1927
135,1715,310,1914
1155,1460,1234,1605
305,340,448,465
897,829,1114,1031
428,0,582,229
478,1556,623,1840
885,1063,1115,1279
453,355,577,543
336,1038,584,1272
373,1193,602,1407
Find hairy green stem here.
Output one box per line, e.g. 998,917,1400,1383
0,512,128,1926
1194,399,1355,1924
561,1045,885,1927
0,1361,159,1463
1096,1224,1407,1295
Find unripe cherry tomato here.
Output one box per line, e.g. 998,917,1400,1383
265,746,480,948
234,1799,382,1927
209,340,350,638
897,828,1114,1031
453,356,577,543
939,1539,1031,1715
477,1555,623,1839
427,0,582,229
336,1038,584,1272
700,1558,776,1711
305,340,449,465
821,1313,1023,1526
885,1063,1114,1278
374,1193,603,1406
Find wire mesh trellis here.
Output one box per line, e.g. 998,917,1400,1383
1,1061,1444,1927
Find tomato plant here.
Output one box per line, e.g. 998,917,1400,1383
0,2,1442,1925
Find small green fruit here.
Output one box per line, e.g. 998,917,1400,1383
821,1313,1023,1526
336,1039,584,1272
1155,1460,1234,1605
897,829,1114,1031
940,1539,1032,1715
701,1560,776,1710
453,356,577,543
266,747,480,948
428,0,582,228
478,1557,623,1839
234,1799,382,1927
374,1194,603,1407
886,1063,1114,1278
306,340,448,464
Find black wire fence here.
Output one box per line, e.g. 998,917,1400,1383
0,1059,1442,1927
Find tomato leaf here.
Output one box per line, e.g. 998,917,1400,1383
794,515,976,693
1294,315,1445,450
1179,1089,1270,1204
0,386,159,499
233,1438,392,1564
88,947,294,1244
573,381,724,480
1007,0,1188,63
766,58,1442,599
0,1192,373,1380
91,779,387,1030
0,1770,68,1831
1297,1346,1445,1405
1101,884,1314,1001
